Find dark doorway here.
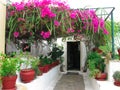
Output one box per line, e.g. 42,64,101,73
67,41,80,70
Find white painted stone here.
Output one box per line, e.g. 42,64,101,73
17,65,60,90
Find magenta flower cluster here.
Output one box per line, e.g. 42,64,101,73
40,31,51,39
41,7,56,18
6,0,109,43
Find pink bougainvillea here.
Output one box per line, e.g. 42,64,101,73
6,0,109,44
12,2,25,11
67,28,75,33
13,31,19,38
40,31,51,39
70,11,77,19
54,20,60,27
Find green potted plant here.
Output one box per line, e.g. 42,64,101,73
48,44,64,66
20,52,40,83
113,71,120,86
95,58,107,80
39,55,53,73
87,52,107,80
0,53,21,90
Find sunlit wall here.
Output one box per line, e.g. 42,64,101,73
0,0,6,53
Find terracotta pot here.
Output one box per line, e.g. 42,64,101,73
20,69,35,83
93,47,103,54
114,80,120,86
51,62,56,68
2,75,17,90
55,60,60,66
39,66,45,73
44,64,51,73
95,73,107,81
118,49,120,55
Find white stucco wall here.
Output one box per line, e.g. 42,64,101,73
0,1,6,53
80,41,87,70
17,65,60,90
108,60,120,81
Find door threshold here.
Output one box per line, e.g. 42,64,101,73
67,70,80,74
67,70,85,75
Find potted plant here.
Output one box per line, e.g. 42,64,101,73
95,58,107,80
20,52,40,83
113,71,120,86
39,55,53,73
0,53,21,90
117,48,120,60
48,44,64,66
87,52,107,80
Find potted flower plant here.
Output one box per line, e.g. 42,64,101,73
0,53,21,90
87,52,107,80
48,44,64,67
20,52,40,83
113,71,120,86
38,55,53,73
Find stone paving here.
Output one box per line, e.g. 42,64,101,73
53,72,85,90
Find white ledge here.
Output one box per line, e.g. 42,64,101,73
16,65,60,90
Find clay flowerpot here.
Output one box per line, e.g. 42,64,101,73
55,60,60,66
118,49,120,55
39,66,45,73
44,64,51,73
114,80,120,86
93,47,103,54
2,75,17,90
53,60,59,67
51,62,57,68
95,73,107,81
20,69,35,83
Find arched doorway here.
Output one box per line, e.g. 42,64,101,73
67,41,80,71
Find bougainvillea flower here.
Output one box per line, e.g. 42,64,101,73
17,18,25,22
10,11,15,16
48,12,56,18
13,31,19,38
70,12,77,19
12,2,25,11
67,28,75,33
77,30,81,33
99,18,105,28
103,29,109,35
40,31,51,39
54,20,60,27
41,7,56,18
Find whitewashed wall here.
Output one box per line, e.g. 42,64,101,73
17,65,60,90
80,41,87,70
108,60,120,81
6,41,52,56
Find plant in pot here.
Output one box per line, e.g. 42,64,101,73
39,55,53,73
0,53,21,90
87,52,107,80
117,48,120,60
113,71,120,86
48,44,64,66
95,58,107,80
20,52,40,83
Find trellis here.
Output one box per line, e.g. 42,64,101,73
89,7,115,58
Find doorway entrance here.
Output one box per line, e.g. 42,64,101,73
67,41,80,70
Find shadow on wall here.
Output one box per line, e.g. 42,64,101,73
6,41,51,56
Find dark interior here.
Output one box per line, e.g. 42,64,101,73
67,41,80,70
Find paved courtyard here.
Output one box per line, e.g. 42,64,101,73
54,72,85,90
